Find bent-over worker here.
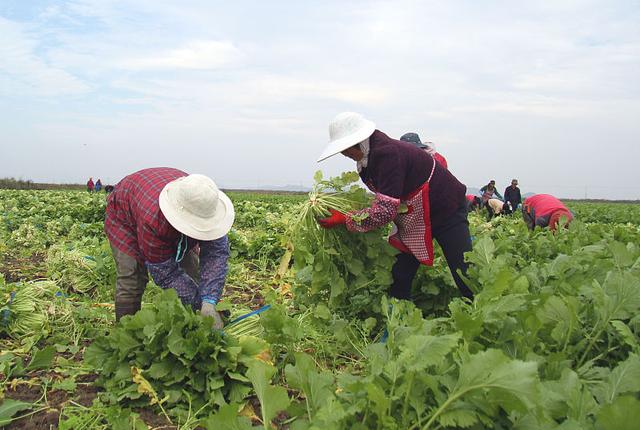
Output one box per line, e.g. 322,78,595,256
466,194,482,212
104,168,234,327
522,194,574,231
316,112,473,301
486,198,513,220
399,132,448,169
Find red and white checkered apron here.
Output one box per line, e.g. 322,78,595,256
388,162,435,266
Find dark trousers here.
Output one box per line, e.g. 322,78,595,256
390,204,473,301
110,243,200,321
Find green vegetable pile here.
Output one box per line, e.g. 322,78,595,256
84,289,270,420
0,278,69,340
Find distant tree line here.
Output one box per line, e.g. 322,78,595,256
0,178,85,191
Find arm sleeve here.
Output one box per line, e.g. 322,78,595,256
494,190,504,200
198,235,230,304
146,258,200,309
345,193,400,233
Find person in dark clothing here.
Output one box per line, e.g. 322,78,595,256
87,177,94,192
316,112,473,301
104,185,115,193
504,179,522,211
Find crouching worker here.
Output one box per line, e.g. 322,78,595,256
466,194,482,212
316,112,473,301
522,194,573,231
104,168,235,328
486,198,513,220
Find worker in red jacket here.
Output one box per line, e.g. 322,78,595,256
316,112,473,301
104,168,235,325
466,194,481,211
522,194,574,231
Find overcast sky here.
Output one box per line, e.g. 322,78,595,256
1,0,639,199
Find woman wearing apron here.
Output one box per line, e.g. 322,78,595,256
316,112,474,301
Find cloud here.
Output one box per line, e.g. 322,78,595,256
0,17,89,97
2,1,640,198
118,40,243,70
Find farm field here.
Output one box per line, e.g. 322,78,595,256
1,178,640,429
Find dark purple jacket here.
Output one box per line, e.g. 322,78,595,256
359,130,467,229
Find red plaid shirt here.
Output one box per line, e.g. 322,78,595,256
104,167,191,264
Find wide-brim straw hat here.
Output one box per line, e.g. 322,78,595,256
159,174,235,241
317,112,376,162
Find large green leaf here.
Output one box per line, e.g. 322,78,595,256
592,353,640,404
285,352,334,417
596,395,640,430
25,345,56,371
0,399,32,426
247,360,290,429
426,349,540,429
204,403,253,430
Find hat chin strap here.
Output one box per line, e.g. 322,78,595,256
175,233,188,262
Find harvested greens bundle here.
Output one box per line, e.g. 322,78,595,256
46,244,115,294
289,171,398,319
0,279,68,338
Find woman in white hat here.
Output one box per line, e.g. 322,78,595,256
104,167,235,328
317,112,473,301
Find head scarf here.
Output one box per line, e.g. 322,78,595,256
357,138,370,172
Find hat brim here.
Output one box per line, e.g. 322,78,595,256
408,141,428,149
317,120,376,162
159,183,235,241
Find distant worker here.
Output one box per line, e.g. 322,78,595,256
399,132,448,169
486,198,513,220
522,194,574,231
466,194,482,212
87,177,94,192
504,179,521,210
95,179,103,192
104,185,115,193
479,180,502,203
104,168,235,327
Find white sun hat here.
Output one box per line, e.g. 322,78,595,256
159,174,235,241
317,112,376,162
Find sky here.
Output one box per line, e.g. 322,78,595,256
1,0,639,199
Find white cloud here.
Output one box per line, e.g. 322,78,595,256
2,1,640,198
118,40,243,70
0,17,89,97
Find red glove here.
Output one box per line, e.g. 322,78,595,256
318,209,347,229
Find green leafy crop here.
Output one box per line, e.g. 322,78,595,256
85,289,269,420
289,172,398,319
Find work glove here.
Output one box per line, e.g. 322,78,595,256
317,209,347,229
201,301,224,330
